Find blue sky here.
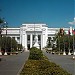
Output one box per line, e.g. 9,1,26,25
0,0,74,28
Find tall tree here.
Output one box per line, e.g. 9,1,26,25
55,28,66,52
0,18,4,53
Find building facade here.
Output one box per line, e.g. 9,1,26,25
2,23,69,51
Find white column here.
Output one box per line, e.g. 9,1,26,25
22,34,27,51
22,34,25,47
30,34,32,48
20,29,22,44
42,34,45,48
20,35,22,44
41,34,43,50
24,34,27,51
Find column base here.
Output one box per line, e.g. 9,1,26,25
73,56,75,59
10,53,12,55
4,52,7,55
58,53,60,55
0,52,2,55
68,52,71,55
73,52,75,55
63,52,66,55
24,48,28,52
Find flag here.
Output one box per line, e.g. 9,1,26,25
69,27,73,35
72,28,75,35
68,30,70,35
60,28,64,36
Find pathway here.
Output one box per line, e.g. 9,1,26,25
0,52,29,75
43,50,75,75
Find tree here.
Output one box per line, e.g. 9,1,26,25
46,37,51,48
0,18,4,52
17,44,23,51
1,36,19,54
55,28,66,52
55,28,75,53
11,38,17,51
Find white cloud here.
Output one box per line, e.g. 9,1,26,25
68,17,75,25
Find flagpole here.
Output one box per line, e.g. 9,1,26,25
72,28,75,59
63,34,66,55
68,30,71,55
58,35,60,55
68,36,71,55
63,28,66,55
73,34,74,53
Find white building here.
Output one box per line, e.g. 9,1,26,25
1,23,69,51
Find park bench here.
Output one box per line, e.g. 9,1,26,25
7,52,19,55
11,52,18,55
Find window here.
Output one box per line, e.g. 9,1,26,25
33,35,35,41
17,37,20,40
27,35,30,41
38,35,41,41
12,37,15,39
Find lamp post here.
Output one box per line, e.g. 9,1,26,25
68,34,71,55
10,37,12,55
58,32,60,55
4,22,8,55
0,20,6,55
63,32,66,55
0,28,2,55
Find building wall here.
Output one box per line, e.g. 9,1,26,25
1,23,69,51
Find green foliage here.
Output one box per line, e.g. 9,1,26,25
17,44,23,50
55,30,75,52
20,47,71,75
20,60,71,75
0,36,21,52
29,47,43,60
11,38,17,50
0,18,4,24
46,37,52,48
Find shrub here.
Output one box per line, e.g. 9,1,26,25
28,47,43,60
20,47,71,75
20,60,71,75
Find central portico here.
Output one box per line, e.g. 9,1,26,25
20,23,48,50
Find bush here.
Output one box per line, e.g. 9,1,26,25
28,47,43,60
20,60,71,75
20,47,71,75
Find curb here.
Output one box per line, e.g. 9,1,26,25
17,59,28,75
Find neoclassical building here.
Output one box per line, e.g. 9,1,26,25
1,23,69,51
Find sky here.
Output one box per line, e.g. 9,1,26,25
0,0,74,28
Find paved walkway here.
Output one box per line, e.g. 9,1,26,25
0,52,29,75
43,50,75,75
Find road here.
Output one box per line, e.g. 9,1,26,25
0,52,29,75
43,50,75,75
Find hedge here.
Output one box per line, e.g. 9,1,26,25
28,47,43,60
20,47,72,75
20,60,71,75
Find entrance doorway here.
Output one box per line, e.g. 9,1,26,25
27,44,30,50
